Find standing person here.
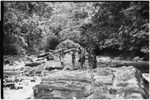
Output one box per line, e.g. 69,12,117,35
78,47,85,69
59,49,65,66
82,49,86,69
72,49,76,67
78,47,82,69
87,49,97,69
87,48,93,69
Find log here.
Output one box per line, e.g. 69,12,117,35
25,62,43,67
45,66,64,71
38,53,49,58
4,83,16,89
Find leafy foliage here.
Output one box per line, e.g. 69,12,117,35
80,2,149,57
3,1,149,60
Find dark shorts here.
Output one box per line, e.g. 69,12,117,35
79,57,85,63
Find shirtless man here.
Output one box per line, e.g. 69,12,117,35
78,47,85,69
59,49,65,66
72,50,76,67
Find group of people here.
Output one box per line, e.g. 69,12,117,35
59,47,87,69
38,46,96,69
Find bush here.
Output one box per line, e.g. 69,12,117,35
3,45,18,55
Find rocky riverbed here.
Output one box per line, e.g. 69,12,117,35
3,55,149,99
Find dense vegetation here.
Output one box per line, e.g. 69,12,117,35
3,1,149,60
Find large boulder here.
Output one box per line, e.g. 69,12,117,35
56,39,81,50
55,39,88,69
33,66,149,99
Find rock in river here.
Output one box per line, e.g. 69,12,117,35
33,66,149,99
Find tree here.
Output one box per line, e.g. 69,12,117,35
3,2,53,55
3,1,148,61
80,2,149,60
120,2,149,56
